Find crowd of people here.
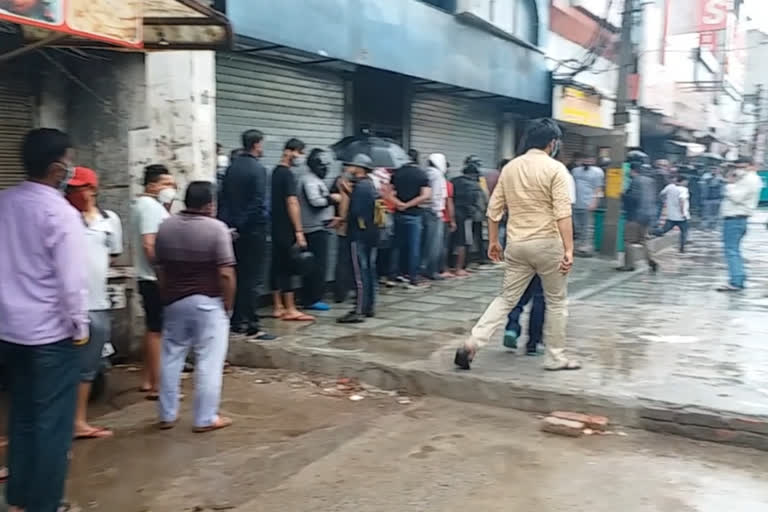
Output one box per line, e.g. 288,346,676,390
0,120,763,510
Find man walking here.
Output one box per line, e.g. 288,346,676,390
155,181,236,432
717,159,763,292
391,150,431,287
657,176,690,253
219,129,274,340
0,128,87,512
271,138,315,321
571,153,604,255
422,153,448,280
65,167,123,440
131,164,177,400
618,163,658,272
455,118,579,372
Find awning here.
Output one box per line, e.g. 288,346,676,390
669,140,706,157
0,0,230,55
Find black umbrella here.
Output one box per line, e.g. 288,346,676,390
330,136,410,169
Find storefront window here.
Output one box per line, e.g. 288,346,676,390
515,0,538,45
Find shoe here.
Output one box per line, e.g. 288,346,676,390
649,260,658,274
230,324,247,335
715,284,743,293
365,311,375,318
395,276,409,283
502,330,518,349
383,278,398,288
615,266,635,272
307,301,331,311
454,347,474,370
337,312,365,324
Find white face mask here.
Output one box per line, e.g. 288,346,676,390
293,155,306,167
157,187,176,205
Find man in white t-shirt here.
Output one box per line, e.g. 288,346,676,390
66,167,123,439
131,164,176,400
657,175,689,253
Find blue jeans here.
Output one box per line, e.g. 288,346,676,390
702,200,721,230
394,213,423,284
421,210,444,278
0,338,78,512
723,217,748,288
658,219,688,252
351,240,378,315
159,295,230,428
505,276,545,351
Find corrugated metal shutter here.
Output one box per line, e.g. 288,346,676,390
215,54,344,170
410,93,499,176
0,79,33,190
560,130,585,165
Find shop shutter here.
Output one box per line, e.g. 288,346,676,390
216,54,345,171
0,79,33,190
560,130,586,166
410,93,499,176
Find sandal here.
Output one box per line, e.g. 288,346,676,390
74,426,114,440
545,360,582,371
281,312,315,322
193,416,233,433
158,420,177,430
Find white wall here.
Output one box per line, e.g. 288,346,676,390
547,33,618,97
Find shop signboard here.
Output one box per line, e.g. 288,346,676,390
0,0,142,48
554,86,604,129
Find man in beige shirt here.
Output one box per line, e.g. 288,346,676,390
455,118,579,371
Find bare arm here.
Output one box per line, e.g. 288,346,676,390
286,196,306,247
446,196,456,229
400,186,432,210
142,233,157,265
218,266,236,312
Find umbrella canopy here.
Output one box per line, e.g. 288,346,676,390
331,136,410,170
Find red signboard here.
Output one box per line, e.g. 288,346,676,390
0,0,142,48
698,0,729,33
699,31,718,52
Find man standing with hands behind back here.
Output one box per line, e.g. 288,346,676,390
455,118,579,372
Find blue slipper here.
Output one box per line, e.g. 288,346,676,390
503,330,518,349
307,301,331,311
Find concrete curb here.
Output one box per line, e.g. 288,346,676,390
228,335,768,451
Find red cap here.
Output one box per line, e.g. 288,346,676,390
68,167,99,188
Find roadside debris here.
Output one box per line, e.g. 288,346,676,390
541,411,616,438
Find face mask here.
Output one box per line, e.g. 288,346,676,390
66,189,89,212
550,140,561,159
58,165,75,193
157,187,176,205
313,165,328,179
293,155,306,167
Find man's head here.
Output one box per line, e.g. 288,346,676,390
66,167,99,212
343,154,374,178
676,175,688,187
242,129,264,158
521,118,563,157
307,148,331,179
734,156,756,172
573,152,586,166
184,181,216,216
216,143,223,156
283,138,306,166
654,159,670,170
428,153,448,174
22,128,74,191
143,164,176,204
408,149,419,164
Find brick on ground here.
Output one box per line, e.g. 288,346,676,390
541,416,585,437
551,411,609,431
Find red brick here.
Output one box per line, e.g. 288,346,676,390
541,417,585,437
551,411,609,431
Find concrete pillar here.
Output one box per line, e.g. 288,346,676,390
500,114,517,158
145,51,217,194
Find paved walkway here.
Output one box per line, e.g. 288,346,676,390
229,219,768,449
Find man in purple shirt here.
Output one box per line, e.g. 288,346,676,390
0,128,88,512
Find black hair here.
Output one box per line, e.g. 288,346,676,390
22,128,72,179
185,181,215,210
408,149,419,163
230,148,244,159
498,158,511,170
144,164,171,186
241,129,264,151
521,118,563,152
284,138,305,152
735,156,754,166
676,175,687,184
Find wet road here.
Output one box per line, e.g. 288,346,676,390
25,368,768,511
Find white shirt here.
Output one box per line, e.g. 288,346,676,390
131,195,169,281
84,210,123,311
661,183,687,221
425,166,447,213
721,172,763,218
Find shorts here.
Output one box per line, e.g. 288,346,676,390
138,280,164,332
271,240,299,292
452,217,473,247
80,310,111,382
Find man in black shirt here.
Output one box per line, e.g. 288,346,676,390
390,150,431,287
219,129,274,340
270,138,314,322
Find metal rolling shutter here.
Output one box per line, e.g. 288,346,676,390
560,130,585,165
410,93,499,176
215,54,345,170
0,79,33,189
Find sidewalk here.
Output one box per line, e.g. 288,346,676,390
229,225,768,450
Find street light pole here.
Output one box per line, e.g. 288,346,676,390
600,0,636,258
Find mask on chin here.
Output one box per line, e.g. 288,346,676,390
549,140,561,159
58,165,75,194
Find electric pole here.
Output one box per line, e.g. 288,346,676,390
752,84,763,160
600,0,636,258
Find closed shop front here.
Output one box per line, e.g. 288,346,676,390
216,54,345,170
560,129,586,165
0,77,34,190
410,93,499,175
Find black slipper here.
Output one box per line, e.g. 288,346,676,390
454,347,473,370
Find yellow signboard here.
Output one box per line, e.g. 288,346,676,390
554,86,604,129
605,168,624,199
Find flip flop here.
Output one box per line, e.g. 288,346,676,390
193,416,233,433
281,313,315,322
74,426,114,440
545,360,582,371
158,420,177,430
145,392,159,401
269,310,287,319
